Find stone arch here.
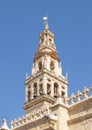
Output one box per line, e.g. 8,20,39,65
50,61,54,70
38,61,42,70
61,91,65,98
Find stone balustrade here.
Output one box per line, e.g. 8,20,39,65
67,86,92,105
11,105,50,129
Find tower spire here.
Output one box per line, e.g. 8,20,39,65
43,16,49,29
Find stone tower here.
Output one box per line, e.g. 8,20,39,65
23,17,68,114
1,17,92,130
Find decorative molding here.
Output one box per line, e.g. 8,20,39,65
68,86,92,106
11,105,50,129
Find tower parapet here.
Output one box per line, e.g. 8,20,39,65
68,86,92,105
11,105,50,129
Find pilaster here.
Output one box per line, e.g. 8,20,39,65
37,80,40,96
51,82,54,97
31,85,34,100
43,76,47,94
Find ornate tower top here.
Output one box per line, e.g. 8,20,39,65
33,17,59,63
24,18,68,114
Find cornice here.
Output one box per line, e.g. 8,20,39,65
23,94,55,110
34,48,59,62
68,111,92,126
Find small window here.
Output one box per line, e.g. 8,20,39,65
47,78,51,82
49,38,52,42
61,91,65,98
62,86,65,90
39,78,43,82
50,61,54,70
38,62,42,70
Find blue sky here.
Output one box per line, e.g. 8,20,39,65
0,0,92,126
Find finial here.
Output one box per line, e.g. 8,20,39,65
26,72,28,79
65,71,68,80
59,61,61,66
1,119,9,130
43,16,49,29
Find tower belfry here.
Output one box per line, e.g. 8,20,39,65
24,18,68,114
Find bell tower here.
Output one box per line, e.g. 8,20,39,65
23,17,68,114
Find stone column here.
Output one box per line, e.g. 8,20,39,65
25,87,28,102
43,76,47,94
31,85,34,99
47,57,50,70
35,62,38,73
65,85,68,97
42,57,44,69
44,57,47,69
37,80,40,96
58,84,61,96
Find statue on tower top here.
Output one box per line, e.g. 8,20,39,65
43,16,49,29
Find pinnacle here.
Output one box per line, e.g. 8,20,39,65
0,119,9,130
